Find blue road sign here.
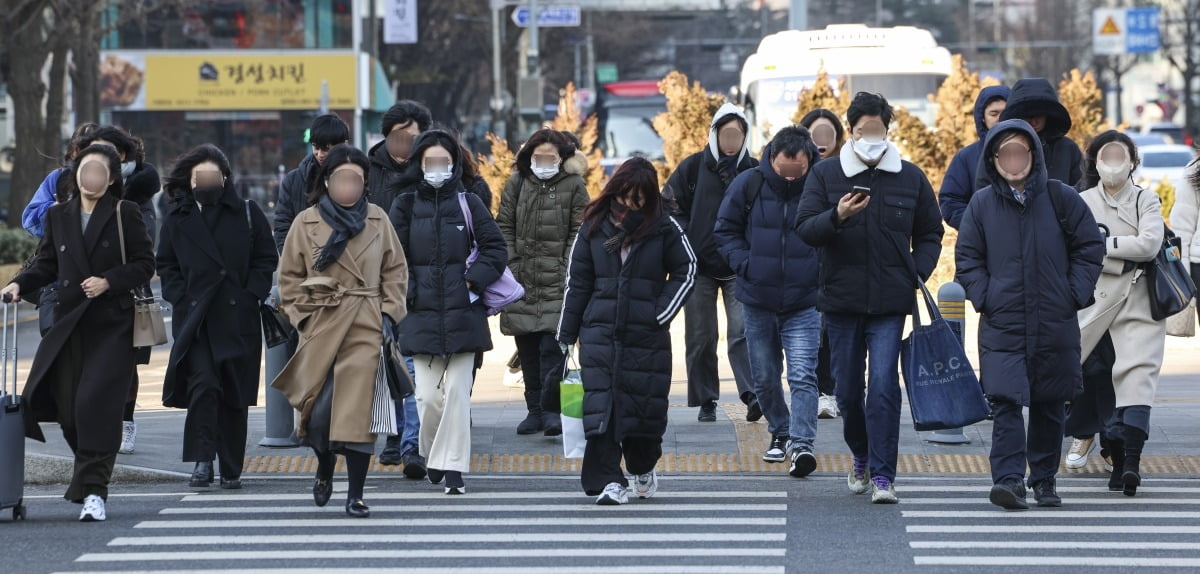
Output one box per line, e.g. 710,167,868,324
1125,7,1160,54
512,5,582,28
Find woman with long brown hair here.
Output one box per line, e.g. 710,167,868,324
557,157,696,505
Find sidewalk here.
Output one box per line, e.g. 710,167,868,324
19,314,1200,481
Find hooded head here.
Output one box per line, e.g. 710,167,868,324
407,129,466,194
973,85,1011,140
708,103,750,164
998,78,1072,142
981,119,1047,196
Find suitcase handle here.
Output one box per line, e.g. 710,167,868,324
1,297,16,401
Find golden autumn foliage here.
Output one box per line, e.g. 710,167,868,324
1153,178,1177,223
790,66,851,125
1058,69,1108,152
652,71,726,173
476,132,515,215
549,82,606,198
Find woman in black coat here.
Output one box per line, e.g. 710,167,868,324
2,144,156,522
157,144,278,490
389,130,507,495
557,157,697,506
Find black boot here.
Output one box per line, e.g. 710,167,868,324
1122,426,1147,497
517,388,544,435
1106,438,1126,492
377,435,404,465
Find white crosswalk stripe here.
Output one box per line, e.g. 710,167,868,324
903,478,1200,568
53,486,789,573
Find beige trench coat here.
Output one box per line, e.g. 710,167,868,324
1078,183,1166,408
272,204,408,444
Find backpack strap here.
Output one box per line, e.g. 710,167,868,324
1045,183,1073,241
686,154,701,193
742,169,764,217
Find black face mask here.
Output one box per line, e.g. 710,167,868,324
193,186,224,206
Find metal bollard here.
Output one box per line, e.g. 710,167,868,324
926,281,971,445
259,285,300,448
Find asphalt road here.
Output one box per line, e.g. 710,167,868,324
7,474,1200,573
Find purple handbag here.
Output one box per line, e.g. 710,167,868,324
458,193,525,316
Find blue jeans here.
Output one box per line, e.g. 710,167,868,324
825,313,905,482
743,305,821,450
391,356,420,454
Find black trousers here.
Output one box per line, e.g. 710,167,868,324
989,399,1066,485
181,335,248,480
817,321,835,396
580,421,663,495
51,331,118,502
515,332,565,414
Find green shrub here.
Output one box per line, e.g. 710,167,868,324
0,227,40,266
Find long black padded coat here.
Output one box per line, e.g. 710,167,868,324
557,215,697,440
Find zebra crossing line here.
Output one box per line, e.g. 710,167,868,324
902,478,1200,569
52,484,790,574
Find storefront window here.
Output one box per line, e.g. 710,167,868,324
105,0,353,51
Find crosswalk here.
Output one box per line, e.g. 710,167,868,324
902,477,1200,569
52,482,789,573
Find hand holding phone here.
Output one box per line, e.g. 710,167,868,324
837,186,871,223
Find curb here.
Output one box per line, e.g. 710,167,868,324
24,453,190,486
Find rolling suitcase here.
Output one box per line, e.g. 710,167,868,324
0,294,26,521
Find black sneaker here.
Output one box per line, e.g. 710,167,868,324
763,435,788,463
697,400,717,422
401,451,427,480
746,397,763,422
1032,478,1062,507
788,447,817,478
989,477,1029,510
516,412,544,435
377,438,404,466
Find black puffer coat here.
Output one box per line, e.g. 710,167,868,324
389,162,508,357
956,120,1105,405
557,215,697,440
273,154,318,252
369,139,421,211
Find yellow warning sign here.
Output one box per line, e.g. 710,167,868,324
1100,16,1121,35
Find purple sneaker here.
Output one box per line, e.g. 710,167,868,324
847,455,869,494
871,475,898,504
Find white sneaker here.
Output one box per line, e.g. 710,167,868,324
634,470,658,499
847,455,870,495
502,369,524,388
818,395,840,419
870,476,899,504
119,421,136,454
1065,436,1095,469
80,495,106,522
595,482,628,505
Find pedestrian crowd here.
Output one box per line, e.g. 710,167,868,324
5,80,1199,521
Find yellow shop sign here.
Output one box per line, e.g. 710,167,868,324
100,51,358,111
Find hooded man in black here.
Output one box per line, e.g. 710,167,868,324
974,78,1083,191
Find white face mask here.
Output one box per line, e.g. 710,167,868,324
1097,161,1132,187
532,165,559,181
852,136,888,164
423,165,453,189
121,161,136,178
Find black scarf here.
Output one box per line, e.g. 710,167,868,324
604,203,646,254
314,194,368,271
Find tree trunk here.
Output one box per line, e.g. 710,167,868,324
70,3,101,126
45,32,69,163
5,30,53,228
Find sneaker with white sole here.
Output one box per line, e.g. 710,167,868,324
634,470,658,499
79,495,106,522
789,447,817,478
762,435,788,463
817,395,840,419
870,476,898,504
119,421,136,455
847,455,870,494
595,482,628,505
1065,436,1095,469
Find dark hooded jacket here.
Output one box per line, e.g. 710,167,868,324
369,139,422,212
123,162,162,245
557,213,697,441
955,120,1105,406
713,143,819,313
273,154,319,252
975,78,1083,192
663,103,758,280
389,136,508,356
939,85,1010,229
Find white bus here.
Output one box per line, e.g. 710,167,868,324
737,24,953,152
